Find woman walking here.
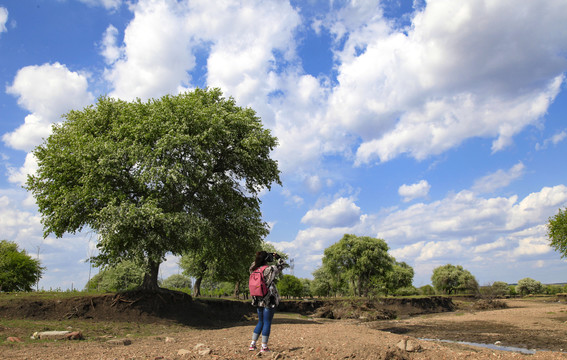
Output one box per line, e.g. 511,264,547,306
248,251,286,353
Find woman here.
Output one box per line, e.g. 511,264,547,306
248,251,286,353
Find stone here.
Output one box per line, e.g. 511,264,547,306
177,349,191,355
198,348,211,355
36,331,72,340
405,339,422,352
397,338,422,352
7,337,23,343
165,337,176,343
106,338,132,346
194,343,206,350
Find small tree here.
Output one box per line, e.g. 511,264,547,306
431,264,478,295
516,278,543,296
384,261,414,295
278,274,303,298
419,285,436,295
84,260,144,292
0,240,44,292
161,274,192,290
547,207,567,257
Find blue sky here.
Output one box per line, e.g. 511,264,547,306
1,0,567,290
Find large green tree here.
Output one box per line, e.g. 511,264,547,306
547,207,567,258
0,240,44,292
322,234,394,296
278,274,303,298
26,88,280,291
431,264,478,295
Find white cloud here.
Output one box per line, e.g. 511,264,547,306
7,152,38,186
100,25,122,64
536,130,567,150
0,7,8,35
472,162,525,194
323,0,567,165
4,63,93,151
301,197,362,228
281,188,304,207
398,180,430,202
78,0,121,11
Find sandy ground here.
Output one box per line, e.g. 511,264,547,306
3,298,567,359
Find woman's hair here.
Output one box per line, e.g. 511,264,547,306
252,251,268,270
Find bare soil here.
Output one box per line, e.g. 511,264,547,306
2,292,567,359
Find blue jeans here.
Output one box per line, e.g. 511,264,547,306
254,306,275,337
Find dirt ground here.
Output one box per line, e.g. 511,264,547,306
2,294,567,359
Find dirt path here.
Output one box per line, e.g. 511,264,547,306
3,299,567,359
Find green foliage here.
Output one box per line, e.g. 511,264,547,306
384,261,415,295
516,278,543,296
161,274,192,289
84,260,144,292
26,88,281,290
0,240,44,292
548,208,567,258
480,281,509,298
394,286,419,296
508,285,517,296
310,266,334,297
431,264,479,295
278,275,303,298
418,284,436,295
320,234,394,297
300,278,312,298
543,284,565,295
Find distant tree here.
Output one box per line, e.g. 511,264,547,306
84,260,144,292
311,266,334,297
516,278,543,296
431,264,479,295
300,278,312,298
384,261,415,295
322,234,394,296
394,286,419,296
26,88,280,291
547,208,567,258
278,275,303,298
418,285,436,295
161,274,192,289
0,240,44,292
480,281,509,298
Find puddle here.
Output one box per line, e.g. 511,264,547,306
419,338,536,354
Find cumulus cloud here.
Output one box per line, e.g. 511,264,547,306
323,0,567,165
472,162,525,194
301,197,361,228
4,63,94,151
0,7,8,35
399,180,430,202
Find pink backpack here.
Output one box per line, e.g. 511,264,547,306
249,265,269,297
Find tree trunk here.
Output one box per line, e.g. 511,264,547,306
233,281,240,299
141,259,161,291
193,276,202,297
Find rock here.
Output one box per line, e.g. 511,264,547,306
7,337,23,343
194,343,206,350
396,338,422,352
198,348,211,355
36,331,72,340
405,339,422,352
177,349,191,355
494,341,502,345
106,338,132,346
